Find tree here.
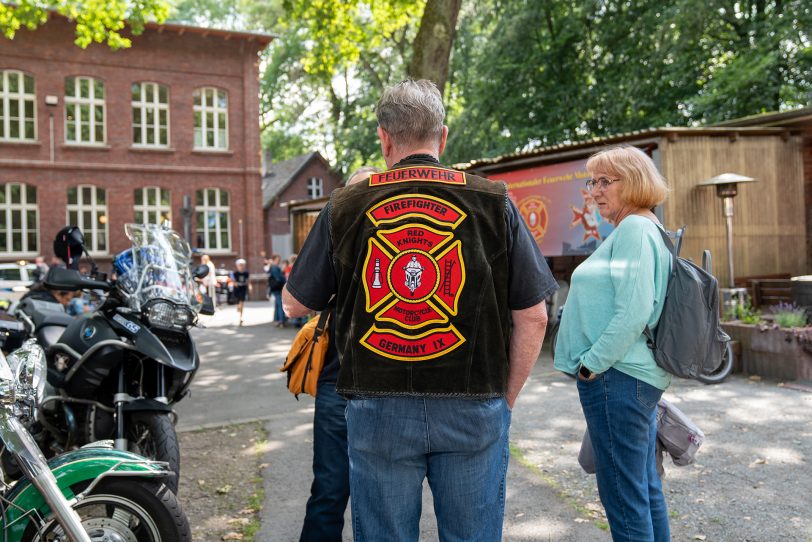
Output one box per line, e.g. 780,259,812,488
408,0,463,91
0,0,171,49
443,0,812,163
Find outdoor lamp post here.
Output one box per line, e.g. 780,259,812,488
697,173,757,288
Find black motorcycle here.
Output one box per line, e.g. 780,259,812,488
12,224,212,493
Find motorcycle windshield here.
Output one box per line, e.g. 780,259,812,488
121,224,201,312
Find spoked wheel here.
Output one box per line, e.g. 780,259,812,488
695,342,734,385
22,480,190,541
126,412,180,494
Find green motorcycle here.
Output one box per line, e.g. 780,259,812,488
0,338,191,541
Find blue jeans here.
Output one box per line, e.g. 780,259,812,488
577,368,670,542
300,381,350,541
272,291,286,324
345,396,511,542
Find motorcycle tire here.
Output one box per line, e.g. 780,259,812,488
126,412,181,494
22,479,191,541
695,342,734,385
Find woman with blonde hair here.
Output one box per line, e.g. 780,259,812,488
554,145,672,541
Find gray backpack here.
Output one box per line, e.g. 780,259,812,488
643,226,730,380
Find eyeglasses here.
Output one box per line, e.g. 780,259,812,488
586,177,622,192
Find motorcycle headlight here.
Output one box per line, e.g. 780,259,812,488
145,301,195,330
6,339,46,406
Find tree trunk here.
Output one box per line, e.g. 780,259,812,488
407,0,462,93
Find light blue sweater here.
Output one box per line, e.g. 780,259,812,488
553,215,672,390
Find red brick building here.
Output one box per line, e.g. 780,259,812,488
0,16,272,274
262,151,341,257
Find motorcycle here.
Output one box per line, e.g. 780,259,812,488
12,224,212,494
0,336,191,541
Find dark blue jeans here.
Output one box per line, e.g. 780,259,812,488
345,396,511,542
272,290,286,324
577,368,670,542
300,380,350,542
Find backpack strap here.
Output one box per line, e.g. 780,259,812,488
643,225,686,348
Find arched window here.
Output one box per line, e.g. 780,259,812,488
134,187,171,225
0,70,36,142
66,185,108,254
65,76,106,145
193,87,228,150
0,183,38,254
131,82,169,147
195,188,230,252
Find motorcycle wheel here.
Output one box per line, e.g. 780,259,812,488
22,479,190,541
695,342,734,385
126,412,181,494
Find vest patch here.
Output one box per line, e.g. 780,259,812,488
360,325,465,362
367,194,466,228
369,166,466,187
361,191,467,360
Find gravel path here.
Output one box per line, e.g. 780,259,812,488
514,358,812,542
183,302,812,541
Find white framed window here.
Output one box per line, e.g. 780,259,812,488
134,186,171,225
307,177,324,199
0,183,38,255
65,76,106,145
195,188,230,252
0,70,36,142
193,87,228,150
66,185,108,254
131,82,169,147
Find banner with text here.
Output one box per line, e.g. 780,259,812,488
491,159,614,257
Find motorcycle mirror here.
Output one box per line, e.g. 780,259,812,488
191,264,210,280
53,226,86,270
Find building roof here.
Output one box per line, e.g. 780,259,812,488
262,152,323,208
455,126,793,174
713,106,812,128
145,21,276,45
456,107,812,174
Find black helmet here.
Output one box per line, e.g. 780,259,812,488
53,226,85,270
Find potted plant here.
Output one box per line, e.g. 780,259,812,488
721,300,812,381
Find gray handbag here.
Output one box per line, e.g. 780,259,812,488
578,398,704,475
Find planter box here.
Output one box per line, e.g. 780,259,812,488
721,322,812,381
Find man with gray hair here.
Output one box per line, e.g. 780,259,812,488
283,79,556,540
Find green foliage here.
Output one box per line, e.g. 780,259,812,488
0,0,170,49
171,0,812,172
723,295,762,324
770,302,808,329
444,0,812,163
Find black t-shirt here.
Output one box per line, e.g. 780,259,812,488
286,199,558,312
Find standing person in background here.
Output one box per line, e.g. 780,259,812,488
231,258,250,326
554,145,672,542
201,254,218,309
267,254,287,328
32,256,49,283
283,80,555,541
298,165,380,542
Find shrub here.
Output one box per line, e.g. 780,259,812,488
770,302,808,328
723,295,762,324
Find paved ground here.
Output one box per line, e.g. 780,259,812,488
179,302,812,541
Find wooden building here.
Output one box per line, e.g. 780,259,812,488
458,124,809,288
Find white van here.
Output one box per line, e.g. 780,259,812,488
0,262,38,302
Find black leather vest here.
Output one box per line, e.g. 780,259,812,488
330,159,511,397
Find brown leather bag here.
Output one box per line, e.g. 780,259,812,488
280,309,330,399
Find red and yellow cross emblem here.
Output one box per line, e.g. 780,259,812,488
360,193,467,361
